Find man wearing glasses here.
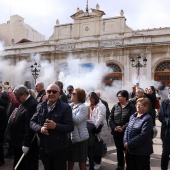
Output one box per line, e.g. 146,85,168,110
30,83,74,170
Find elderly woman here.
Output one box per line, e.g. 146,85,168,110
124,98,153,170
68,88,89,170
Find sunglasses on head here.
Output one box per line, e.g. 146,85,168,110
47,90,58,94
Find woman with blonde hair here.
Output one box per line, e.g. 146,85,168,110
68,88,89,170
124,98,153,170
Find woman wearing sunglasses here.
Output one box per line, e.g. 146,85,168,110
68,88,89,170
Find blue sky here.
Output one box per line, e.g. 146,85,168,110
0,0,170,39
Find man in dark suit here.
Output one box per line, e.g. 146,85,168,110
11,85,39,170
0,105,7,167
54,81,68,103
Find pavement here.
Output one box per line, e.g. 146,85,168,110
2,119,170,170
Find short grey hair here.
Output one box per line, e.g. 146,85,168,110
13,85,29,95
136,87,144,93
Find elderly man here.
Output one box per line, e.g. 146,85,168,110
12,85,39,170
30,84,74,170
35,82,47,103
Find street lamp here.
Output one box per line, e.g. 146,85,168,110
30,62,41,84
131,55,147,86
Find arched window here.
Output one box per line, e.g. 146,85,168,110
154,61,170,87
155,61,170,71
107,63,121,72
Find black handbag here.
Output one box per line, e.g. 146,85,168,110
93,136,103,157
93,136,105,157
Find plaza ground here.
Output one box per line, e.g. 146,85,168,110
2,119,170,170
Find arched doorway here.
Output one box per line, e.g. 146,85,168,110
154,61,170,86
104,63,122,86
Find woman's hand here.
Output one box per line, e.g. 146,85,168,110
115,126,123,132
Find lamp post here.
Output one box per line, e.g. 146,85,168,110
30,62,41,84
131,55,147,87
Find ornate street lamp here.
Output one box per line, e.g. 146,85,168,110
131,55,147,86
30,62,41,84
131,55,147,68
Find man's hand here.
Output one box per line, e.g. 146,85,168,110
41,126,49,135
43,120,57,129
22,146,29,155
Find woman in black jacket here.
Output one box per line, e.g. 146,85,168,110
109,90,136,170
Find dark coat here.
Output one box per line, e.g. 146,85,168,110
158,99,170,140
124,112,153,156
11,95,38,148
30,98,74,155
59,90,68,104
36,89,46,103
109,102,136,136
100,99,110,124
0,106,7,143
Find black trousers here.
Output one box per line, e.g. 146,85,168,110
40,148,67,170
161,138,170,170
0,143,4,163
113,135,130,170
13,142,39,170
129,154,150,170
88,146,95,170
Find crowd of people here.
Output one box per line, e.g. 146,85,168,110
0,80,170,170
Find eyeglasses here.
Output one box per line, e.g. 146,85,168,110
71,92,77,95
47,90,58,94
136,104,144,108
117,96,122,98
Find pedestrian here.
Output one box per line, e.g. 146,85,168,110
54,81,68,103
68,88,89,170
35,82,47,103
0,104,7,167
124,98,153,170
158,97,170,170
67,85,74,104
109,90,136,170
95,91,111,125
30,83,74,170
12,85,39,170
88,92,109,170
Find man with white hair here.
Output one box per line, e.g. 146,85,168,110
35,82,47,103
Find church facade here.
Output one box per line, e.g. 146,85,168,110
1,4,170,88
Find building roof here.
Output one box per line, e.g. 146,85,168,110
16,38,32,44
